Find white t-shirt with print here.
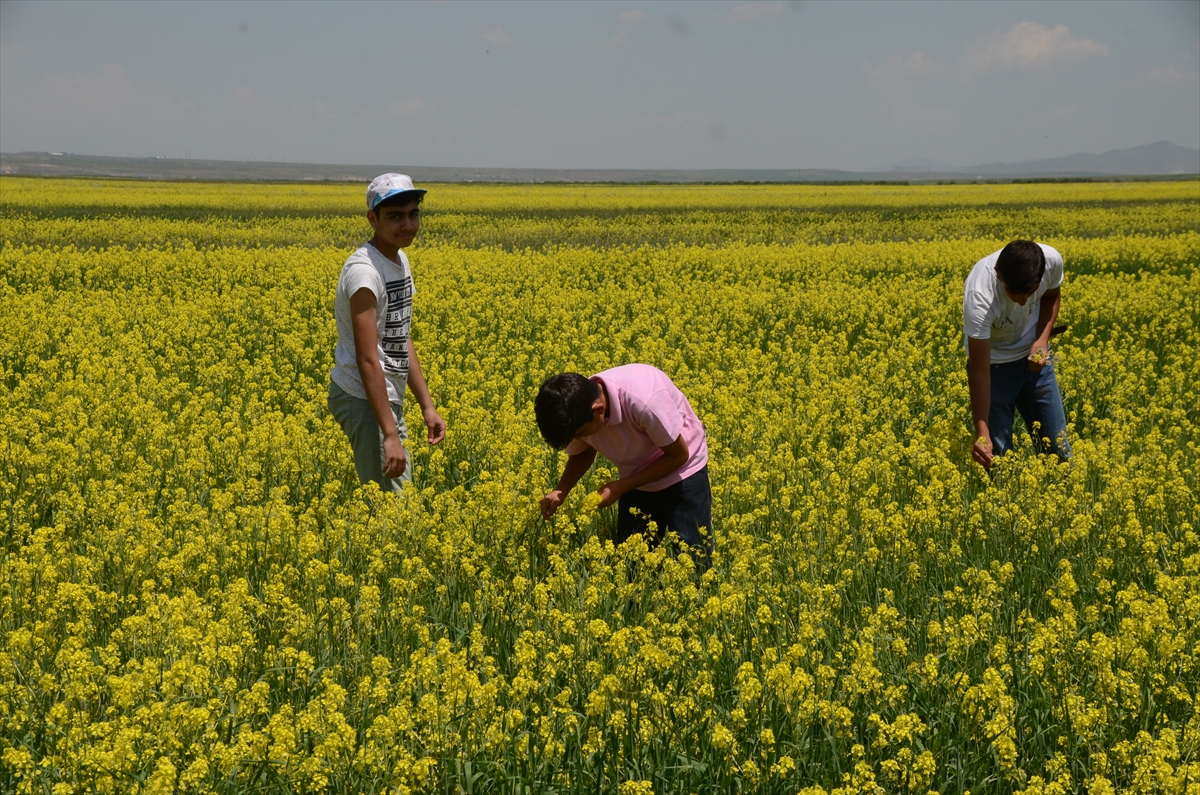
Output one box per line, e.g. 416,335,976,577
963,243,1063,364
331,243,416,402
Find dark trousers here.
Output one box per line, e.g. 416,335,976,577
616,466,713,572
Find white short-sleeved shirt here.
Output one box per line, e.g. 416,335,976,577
564,363,708,492
963,243,1063,364
331,243,415,402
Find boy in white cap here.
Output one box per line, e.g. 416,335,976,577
328,174,446,491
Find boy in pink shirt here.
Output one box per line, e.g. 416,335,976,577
535,364,712,570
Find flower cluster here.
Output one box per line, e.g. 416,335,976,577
1,177,1197,794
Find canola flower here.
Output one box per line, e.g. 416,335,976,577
1,177,1198,794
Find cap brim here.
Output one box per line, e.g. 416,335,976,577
371,188,427,210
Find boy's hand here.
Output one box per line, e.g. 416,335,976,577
971,435,993,470
1028,343,1051,372
423,407,447,444
383,434,407,478
540,489,565,520
597,481,625,509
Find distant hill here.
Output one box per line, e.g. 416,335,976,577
958,141,1199,177
889,157,962,173
885,141,1200,177
2,141,1197,183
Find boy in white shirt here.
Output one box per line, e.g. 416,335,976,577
328,174,446,491
963,240,1071,469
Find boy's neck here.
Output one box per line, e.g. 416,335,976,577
368,236,401,263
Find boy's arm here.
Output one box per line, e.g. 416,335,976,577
1028,287,1061,372
350,288,407,478
406,337,446,444
541,447,597,519
597,435,689,508
967,337,993,470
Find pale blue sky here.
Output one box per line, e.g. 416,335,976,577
1,0,1197,170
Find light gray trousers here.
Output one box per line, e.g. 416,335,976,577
327,380,410,492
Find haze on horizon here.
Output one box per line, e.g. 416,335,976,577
1,0,1197,172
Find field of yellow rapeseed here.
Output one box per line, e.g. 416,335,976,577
1,176,1198,794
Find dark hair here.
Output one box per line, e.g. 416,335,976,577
371,192,424,214
995,240,1046,295
535,373,601,449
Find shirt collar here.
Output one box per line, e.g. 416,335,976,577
593,376,623,426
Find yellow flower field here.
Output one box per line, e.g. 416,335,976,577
1,177,1198,794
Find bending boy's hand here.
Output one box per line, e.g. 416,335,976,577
1027,343,1051,373
972,435,993,470
597,481,625,509
423,407,447,444
540,489,565,520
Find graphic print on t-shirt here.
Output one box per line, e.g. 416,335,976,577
381,276,412,377
990,301,1035,346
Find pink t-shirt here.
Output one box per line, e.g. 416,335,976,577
565,363,708,492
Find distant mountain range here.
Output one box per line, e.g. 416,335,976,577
1,141,1197,183
889,141,1199,178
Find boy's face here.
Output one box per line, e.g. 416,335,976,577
368,200,421,249
995,267,1036,306
571,399,607,439
1000,282,1035,306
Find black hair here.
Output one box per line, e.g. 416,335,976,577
371,192,424,214
995,240,1046,295
535,373,601,449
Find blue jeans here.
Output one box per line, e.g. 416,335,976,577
986,359,1071,461
327,380,410,492
617,466,713,572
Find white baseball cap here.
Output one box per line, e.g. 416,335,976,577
367,173,426,211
